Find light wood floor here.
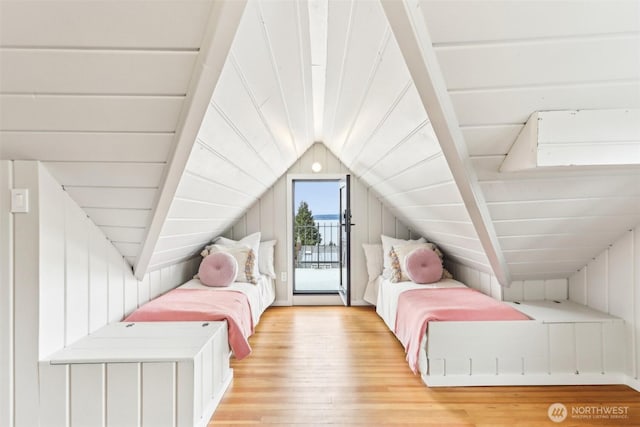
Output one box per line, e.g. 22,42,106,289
209,306,640,426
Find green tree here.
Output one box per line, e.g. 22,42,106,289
295,201,322,245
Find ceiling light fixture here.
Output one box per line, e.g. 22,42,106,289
311,161,322,173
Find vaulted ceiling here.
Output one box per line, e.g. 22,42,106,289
1,0,639,284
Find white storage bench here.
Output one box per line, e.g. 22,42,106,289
423,300,626,387
39,321,232,427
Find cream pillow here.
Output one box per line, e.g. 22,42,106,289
207,244,257,284
380,235,426,278
215,232,261,280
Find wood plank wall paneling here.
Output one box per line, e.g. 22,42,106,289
448,260,569,302
569,227,640,381
0,161,14,427
12,161,40,427
226,143,413,305
4,160,199,427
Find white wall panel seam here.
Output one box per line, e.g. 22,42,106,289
152,243,205,256
377,178,457,198
62,193,69,349
346,80,413,169
605,248,610,314
633,228,638,379
323,1,356,147
207,91,281,177
446,78,640,94
366,150,444,187
193,137,271,189
254,0,298,157
431,31,640,49
0,161,14,427
419,229,480,241
223,54,290,166
62,185,159,190
293,0,313,146
357,119,430,180
171,197,237,209
435,242,486,255
338,30,392,157
182,170,257,199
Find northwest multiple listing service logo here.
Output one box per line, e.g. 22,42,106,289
548,403,631,423
548,403,568,423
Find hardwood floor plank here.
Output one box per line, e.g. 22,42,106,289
209,306,640,426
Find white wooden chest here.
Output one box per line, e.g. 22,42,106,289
39,321,232,427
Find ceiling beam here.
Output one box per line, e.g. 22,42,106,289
134,0,247,279
380,0,511,286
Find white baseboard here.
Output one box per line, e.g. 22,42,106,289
272,298,372,307
271,300,291,307
423,373,628,388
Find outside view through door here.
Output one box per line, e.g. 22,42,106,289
293,180,340,294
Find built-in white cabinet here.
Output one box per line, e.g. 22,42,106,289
39,321,232,427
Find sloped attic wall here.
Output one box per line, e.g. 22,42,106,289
226,143,417,305
569,226,640,386
0,0,231,268
139,0,315,273
0,161,198,427
415,0,640,281
319,0,500,281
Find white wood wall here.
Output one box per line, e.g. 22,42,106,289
227,143,414,305
0,160,14,427
448,260,568,302
2,160,199,427
569,227,640,384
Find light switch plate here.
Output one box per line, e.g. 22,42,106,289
11,188,29,213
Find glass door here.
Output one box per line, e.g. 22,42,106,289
292,180,341,294
338,175,352,306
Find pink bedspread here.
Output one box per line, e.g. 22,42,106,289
394,287,530,373
124,289,254,360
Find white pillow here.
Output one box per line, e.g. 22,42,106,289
258,240,277,279
207,244,257,284
380,235,426,278
216,232,261,280
362,243,383,283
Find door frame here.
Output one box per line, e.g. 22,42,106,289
286,173,346,306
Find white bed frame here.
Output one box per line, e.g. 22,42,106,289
419,300,628,387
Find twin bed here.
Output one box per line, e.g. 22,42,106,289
125,232,276,361
39,233,276,427
366,236,626,388
124,274,275,360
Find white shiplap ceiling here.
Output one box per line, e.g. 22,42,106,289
1,0,639,284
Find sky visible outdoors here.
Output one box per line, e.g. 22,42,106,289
294,180,341,247
293,180,340,217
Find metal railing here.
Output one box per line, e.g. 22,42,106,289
294,223,340,269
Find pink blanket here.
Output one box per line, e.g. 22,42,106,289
394,287,530,373
124,289,254,360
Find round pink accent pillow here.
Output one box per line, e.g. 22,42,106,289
404,247,443,284
198,252,238,287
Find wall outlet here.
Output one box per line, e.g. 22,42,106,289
280,272,287,282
